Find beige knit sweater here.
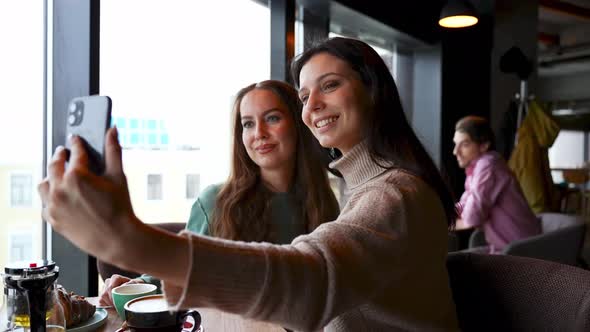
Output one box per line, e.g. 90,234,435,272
163,142,459,331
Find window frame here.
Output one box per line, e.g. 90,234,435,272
50,0,100,296
48,0,295,295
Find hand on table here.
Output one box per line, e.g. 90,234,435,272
99,274,145,307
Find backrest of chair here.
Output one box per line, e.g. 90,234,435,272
97,222,186,281
447,252,590,331
468,229,487,248
503,223,586,266
448,232,459,252
538,212,584,233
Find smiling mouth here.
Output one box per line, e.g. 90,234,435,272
256,144,276,153
315,116,339,128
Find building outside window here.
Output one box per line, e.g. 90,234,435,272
186,174,200,199
9,231,33,262
101,0,270,225
0,2,44,271
10,174,33,207
147,174,163,200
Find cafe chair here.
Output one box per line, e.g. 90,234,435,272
468,228,487,248
466,213,586,266
447,252,590,331
97,222,187,281
448,232,459,252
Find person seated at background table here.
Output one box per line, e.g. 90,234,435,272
453,115,541,253
39,37,459,331
98,80,340,306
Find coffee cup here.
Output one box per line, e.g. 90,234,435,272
112,283,158,320
124,294,202,331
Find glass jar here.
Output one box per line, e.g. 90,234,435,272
1,261,65,332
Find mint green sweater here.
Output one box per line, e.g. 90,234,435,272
187,184,306,244
141,183,306,288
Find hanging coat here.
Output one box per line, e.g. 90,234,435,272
508,100,560,213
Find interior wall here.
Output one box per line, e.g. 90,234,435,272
413,48,442,167
440,15,494,196
490,0,539,135
396,51,415,124
537,71,590,101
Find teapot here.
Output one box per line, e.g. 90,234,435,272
1,260,65,332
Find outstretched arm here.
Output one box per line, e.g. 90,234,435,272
38,128,190,287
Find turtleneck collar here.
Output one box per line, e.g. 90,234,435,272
329,141,390,190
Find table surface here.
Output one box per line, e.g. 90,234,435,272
86,297,285,332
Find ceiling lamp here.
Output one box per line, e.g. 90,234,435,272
439,0,479,28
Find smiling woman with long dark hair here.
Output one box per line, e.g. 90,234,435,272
40,37,459,331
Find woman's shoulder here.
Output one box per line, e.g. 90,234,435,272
357,168,438,204
196,183,223,208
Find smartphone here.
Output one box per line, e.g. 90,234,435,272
65,95,112,175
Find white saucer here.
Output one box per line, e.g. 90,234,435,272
67,308,108,331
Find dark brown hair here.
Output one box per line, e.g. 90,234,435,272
455,116,496,151
291,37,457,227
211,80,340,241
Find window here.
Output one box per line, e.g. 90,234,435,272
10,174,33,207
9,231,33,262
101,0,270,224
0,2,44,272
147,174,163,200
549,130,587,183
186,174,200,199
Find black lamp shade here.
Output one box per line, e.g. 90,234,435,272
439,0,478,28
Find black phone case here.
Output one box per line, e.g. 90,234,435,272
65,95,112,174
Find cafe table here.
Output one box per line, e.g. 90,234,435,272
86,297,286,332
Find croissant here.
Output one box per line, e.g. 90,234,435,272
56,285,96,327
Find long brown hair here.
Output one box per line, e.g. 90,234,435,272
291,37,457,228
211,80,340,241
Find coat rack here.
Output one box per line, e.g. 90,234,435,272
500,46,533,146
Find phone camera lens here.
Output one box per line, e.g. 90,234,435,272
68,114,77,125
68,100,84,126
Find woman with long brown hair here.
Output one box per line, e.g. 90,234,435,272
97,79,339,306
205,79,339,242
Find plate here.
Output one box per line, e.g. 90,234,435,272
67,308,108,332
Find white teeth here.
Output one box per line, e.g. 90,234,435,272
315,117,338,128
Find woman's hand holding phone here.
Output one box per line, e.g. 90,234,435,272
38,127,142,268
65,95,112,174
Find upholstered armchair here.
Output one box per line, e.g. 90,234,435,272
467,212,586,266
447,252,590,331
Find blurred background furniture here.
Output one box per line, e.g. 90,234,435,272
556,168,590,217
466,213,586,267
447,252,590,332
97,222,187,281
468,228,487,249
448,232,459,252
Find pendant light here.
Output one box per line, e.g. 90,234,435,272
439,0,479,28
